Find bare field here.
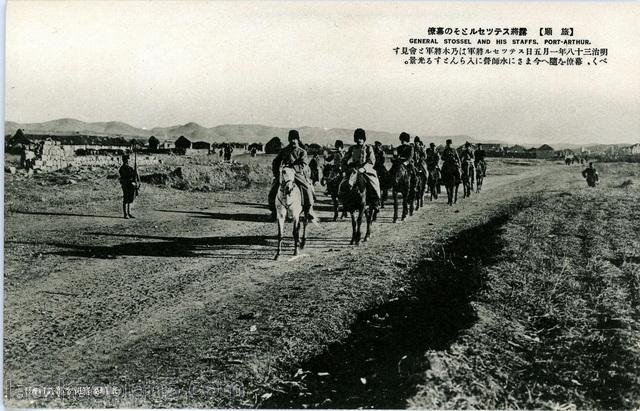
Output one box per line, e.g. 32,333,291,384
3,158,638,408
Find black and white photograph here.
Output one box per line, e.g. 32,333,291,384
3,1,640,409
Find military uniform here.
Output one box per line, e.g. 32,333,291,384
325,149,345,176
373,145,386,170
396,143,415,171
441,146,461,167
270,144,315,212
460,147,475,163
425,147,440,171
119,163,138,204
582,165,599,187
475,148,487,177
441,145,461,182
341,144,381,201
413,143,429,176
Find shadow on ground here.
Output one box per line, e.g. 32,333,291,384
263,212,511,409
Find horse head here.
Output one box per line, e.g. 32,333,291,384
279,166,297,197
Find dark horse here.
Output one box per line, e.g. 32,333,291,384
309,158,320,185
475,160,486,193
414,166,427,210
460,159,475,198
321,163,346,221
427,166,441,200
441,161,460,206
389,160,414,222
339,169,375,245
374,164,390,211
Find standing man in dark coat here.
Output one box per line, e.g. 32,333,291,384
582,162,599,187
223,144,234,162
119,154,138,219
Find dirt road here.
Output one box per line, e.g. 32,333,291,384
3,160,577,407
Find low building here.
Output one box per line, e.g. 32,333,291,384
535,144,555,159
184,148,210,156
159,141,175,150
192,141,211,150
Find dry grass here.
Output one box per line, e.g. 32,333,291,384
409,188,640,410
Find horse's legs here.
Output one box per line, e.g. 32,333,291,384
292,217,299,256
408,177,415,217
275,216,284,260
446,183,453,206
350,212,357,245
300,212,307,249
402,191,409,220
381,188,387,209
393,189,399,223
454,184,459,204
355,207,364,245
363,206,372,242
332,195,339,221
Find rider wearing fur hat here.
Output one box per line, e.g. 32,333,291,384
269,130,318,222
340,128,381,206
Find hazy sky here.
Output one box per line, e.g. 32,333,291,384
6,1,640,144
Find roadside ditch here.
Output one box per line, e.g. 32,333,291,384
262,208,516,409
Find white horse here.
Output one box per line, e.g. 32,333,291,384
275,166,308,260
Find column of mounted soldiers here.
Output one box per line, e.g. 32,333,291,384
116,127,488,220
264,128,488,222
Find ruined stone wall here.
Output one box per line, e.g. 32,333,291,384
32,141,158,172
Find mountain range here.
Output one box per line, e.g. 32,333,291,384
5,118,507,147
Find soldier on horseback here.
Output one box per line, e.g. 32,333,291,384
460,141,475,164
324,139,346,177
441,139,461,176
426,142,440,171
395,132,415,177
459,141,475,192
340,128,381,208
475,143,487,177
373,141,386,171
426,142,441,197
460,142,475,164
413,136,429,177
269,130,318,223
373,141,389,207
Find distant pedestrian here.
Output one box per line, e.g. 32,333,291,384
119,154,138,218
581,162,599,187
224,144,234,161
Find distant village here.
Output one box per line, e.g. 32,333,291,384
5,127,640,173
